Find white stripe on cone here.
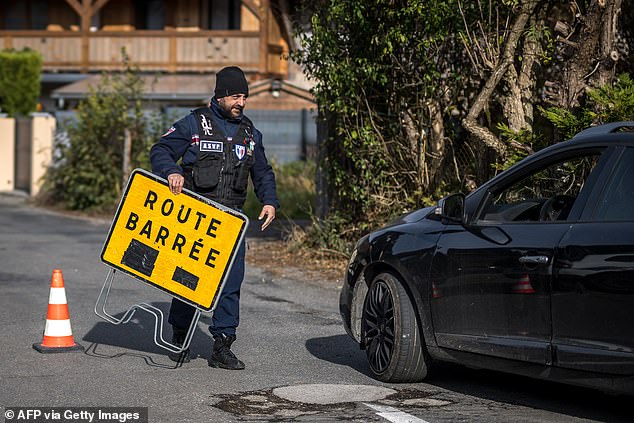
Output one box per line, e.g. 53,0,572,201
44,319,73,337
48,287,68,304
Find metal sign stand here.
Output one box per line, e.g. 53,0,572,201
95,268,201,354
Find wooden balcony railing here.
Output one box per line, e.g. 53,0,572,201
0,30,274,74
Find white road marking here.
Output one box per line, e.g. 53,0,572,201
363,403,431,423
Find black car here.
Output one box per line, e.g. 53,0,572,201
340,121,634,394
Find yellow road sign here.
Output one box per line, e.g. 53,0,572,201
101,169,248,311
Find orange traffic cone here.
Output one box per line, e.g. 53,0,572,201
512,274,536,294
33,269,84,353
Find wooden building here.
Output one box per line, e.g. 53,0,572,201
0,1,316,166
0,0,291,77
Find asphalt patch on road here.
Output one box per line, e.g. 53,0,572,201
209,386,452,421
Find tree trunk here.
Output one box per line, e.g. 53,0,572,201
402,101,445,193
427,100,445,189
315,109,330,219
558,0,622,109
462,0,540,157
401,110,425,187
504,11,543,131
503,67,527,131
122,128,131,189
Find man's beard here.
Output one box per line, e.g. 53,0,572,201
221,103,242,118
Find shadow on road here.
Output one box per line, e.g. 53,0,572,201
424,362,632,422
82,301,214,367
306,335,632,421
304,334,369,376
83,343,177,369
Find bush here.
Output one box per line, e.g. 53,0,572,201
0,48,42,116
242,160,316,220
41,52,167,211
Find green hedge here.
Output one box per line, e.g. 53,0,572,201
0,48,42,116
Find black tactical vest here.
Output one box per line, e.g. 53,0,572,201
185,107,256,209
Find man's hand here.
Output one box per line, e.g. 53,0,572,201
258,205,276,231
167,173,184,195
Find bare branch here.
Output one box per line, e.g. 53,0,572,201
462,0,540,156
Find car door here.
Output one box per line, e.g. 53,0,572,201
552,146,634,375
431,150,606,364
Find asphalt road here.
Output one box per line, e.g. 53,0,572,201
0,193,631,423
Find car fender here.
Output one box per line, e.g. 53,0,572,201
360,224,443,351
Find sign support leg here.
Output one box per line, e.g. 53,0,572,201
95,268,201,353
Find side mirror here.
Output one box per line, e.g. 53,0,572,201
435,193,465,224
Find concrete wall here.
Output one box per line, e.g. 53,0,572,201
1,113,55,196
30,113,56,196
0,115,15,192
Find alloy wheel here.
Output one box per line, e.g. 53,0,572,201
363,279,395,374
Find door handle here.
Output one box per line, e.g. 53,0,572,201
519,255,549,265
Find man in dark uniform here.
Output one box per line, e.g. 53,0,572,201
150,66,279,370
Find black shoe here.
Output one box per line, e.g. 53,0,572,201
209,334,245,370
168,328,191,363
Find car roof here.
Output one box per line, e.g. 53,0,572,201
530,121,634,157
479,121,634,190
572,121,634,140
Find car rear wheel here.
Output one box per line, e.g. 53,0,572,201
362,272,429,382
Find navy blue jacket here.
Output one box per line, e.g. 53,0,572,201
150,99,279,209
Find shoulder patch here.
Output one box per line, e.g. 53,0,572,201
162,126,175,137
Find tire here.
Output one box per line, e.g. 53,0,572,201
362,272,429,382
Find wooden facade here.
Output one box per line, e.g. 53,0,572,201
0,0,289,77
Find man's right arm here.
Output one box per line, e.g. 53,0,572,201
149,116,193,179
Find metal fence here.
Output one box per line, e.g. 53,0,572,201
55,108,318,165
165,107,318,164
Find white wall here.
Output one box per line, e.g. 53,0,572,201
0,115,15,192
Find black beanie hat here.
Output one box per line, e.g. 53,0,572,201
214,66,249,98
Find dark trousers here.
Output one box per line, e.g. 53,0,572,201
168,240,246,337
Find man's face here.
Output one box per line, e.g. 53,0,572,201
218,94,247,119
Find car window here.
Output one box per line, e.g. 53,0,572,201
478,154,601,223
594,148,634,221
